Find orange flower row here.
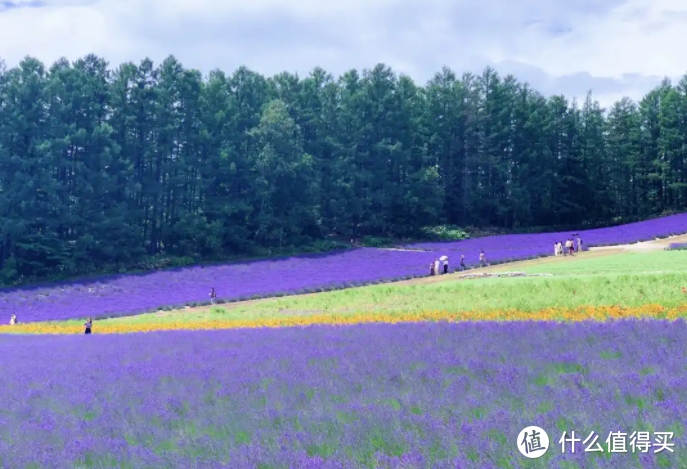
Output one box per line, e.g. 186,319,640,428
0,304,685,335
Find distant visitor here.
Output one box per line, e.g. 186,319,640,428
209,287,217,305
9,314,16,325
84,318,92,335
460,255,466,271
480,250,488,267
440,256,449,274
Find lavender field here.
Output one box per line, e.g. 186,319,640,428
3,213,687,323
0,249,439,323
1,321,684,469
403,213,687,253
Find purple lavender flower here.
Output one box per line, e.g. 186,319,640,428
0,321,685,468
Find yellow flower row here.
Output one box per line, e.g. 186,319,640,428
0,304,685,335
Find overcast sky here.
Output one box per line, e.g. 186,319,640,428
0,0,683,108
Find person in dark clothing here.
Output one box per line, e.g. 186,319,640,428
460,255,466,271
84,318,92,335
429,262,436,276
443,258,449,274
209,287,217,305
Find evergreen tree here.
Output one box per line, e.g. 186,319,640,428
0,54,684,284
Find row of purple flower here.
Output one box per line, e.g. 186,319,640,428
2,213,687,322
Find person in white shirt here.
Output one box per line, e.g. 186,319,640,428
9,314,16,325
434,258,440,276
479,250,487,267
443,258,449,274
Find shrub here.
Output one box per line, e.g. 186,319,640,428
359,236,395,248
421,225,470,241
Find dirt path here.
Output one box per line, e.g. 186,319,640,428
109,235,681,322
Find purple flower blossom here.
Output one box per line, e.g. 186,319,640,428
0,321,684,468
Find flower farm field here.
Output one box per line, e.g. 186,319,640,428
3,213,687,324
3,225,687,469
2,322,686,469
5,249,686,335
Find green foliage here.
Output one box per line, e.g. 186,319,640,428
421,225,470,241
0,56,686,285
359,236,395,248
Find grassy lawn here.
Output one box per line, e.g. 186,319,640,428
20,249,687,331
520,249,687,275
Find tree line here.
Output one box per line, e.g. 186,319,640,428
0,54,684,283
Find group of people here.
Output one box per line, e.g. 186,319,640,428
429,258,450,276
554,235,583,257
429,250,489,276
427,235,585,277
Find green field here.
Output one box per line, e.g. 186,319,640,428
34,250,687,329
521,250,686,275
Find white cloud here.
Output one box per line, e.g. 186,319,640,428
0,0,682,107
523,0,687,80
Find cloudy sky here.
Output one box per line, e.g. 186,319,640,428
0,0,683,107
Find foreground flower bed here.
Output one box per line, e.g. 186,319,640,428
1,321,685,469
3,304,687,335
